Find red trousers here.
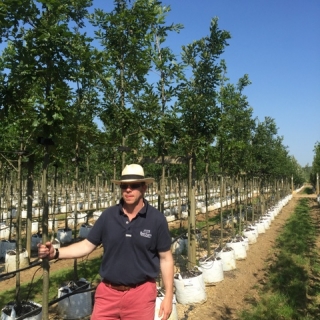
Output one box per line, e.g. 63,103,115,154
91,280,157,320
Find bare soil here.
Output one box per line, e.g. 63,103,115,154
1,187,319,320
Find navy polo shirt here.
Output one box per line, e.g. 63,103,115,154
86,199,171,285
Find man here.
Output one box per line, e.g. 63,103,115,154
38,164,174,320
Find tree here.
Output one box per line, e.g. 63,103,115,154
91,0,161,170
217,75,254,177
176,17,230,267
136,3,184,211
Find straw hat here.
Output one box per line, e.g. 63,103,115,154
111,164,154,185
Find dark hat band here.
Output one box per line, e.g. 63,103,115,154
121,174,145,180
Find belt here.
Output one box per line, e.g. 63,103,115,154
102,279,151,291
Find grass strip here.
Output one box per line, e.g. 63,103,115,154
239,198,320,320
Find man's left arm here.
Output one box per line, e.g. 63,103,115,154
158,249,174,320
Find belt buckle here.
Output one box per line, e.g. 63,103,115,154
102,279,148,291
114,284,131,291
103,280,132,291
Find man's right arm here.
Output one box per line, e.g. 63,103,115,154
38,239,97,260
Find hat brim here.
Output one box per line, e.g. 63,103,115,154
111,178,154,185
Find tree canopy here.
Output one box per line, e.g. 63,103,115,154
0,0,307,189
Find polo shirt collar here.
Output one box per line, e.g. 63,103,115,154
119,198,148,216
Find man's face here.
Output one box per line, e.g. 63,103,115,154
120,182,147,205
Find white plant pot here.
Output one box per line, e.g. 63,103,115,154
68,212,87,226
0,224,10,240
60,205,67,213
261,217,270,230
31,221,39,233
174,267,207,305
243,228,257,244
226,240,247,260
57,279,92,319
48,219,58,230
21,210,27,219
79,224,93,239
171,237,187,255
248,224,259,238
5,248,29,273
32,209,40,218
215,248,236,271
256,221,266,234
67,217,75,227
267,210,275,221
57,228,72,244
1,301,42,320
199,256,224,283
181,211,188,219
76,212,87,224
165,215,175,222
200,206,207,214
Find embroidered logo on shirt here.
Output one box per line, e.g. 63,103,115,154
140,229,152,238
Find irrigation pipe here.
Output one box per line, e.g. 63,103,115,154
0,259,42,281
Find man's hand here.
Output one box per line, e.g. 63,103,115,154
38,241,54,260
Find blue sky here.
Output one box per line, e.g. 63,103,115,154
92,0,320,167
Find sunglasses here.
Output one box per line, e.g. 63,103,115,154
120,183,144,190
